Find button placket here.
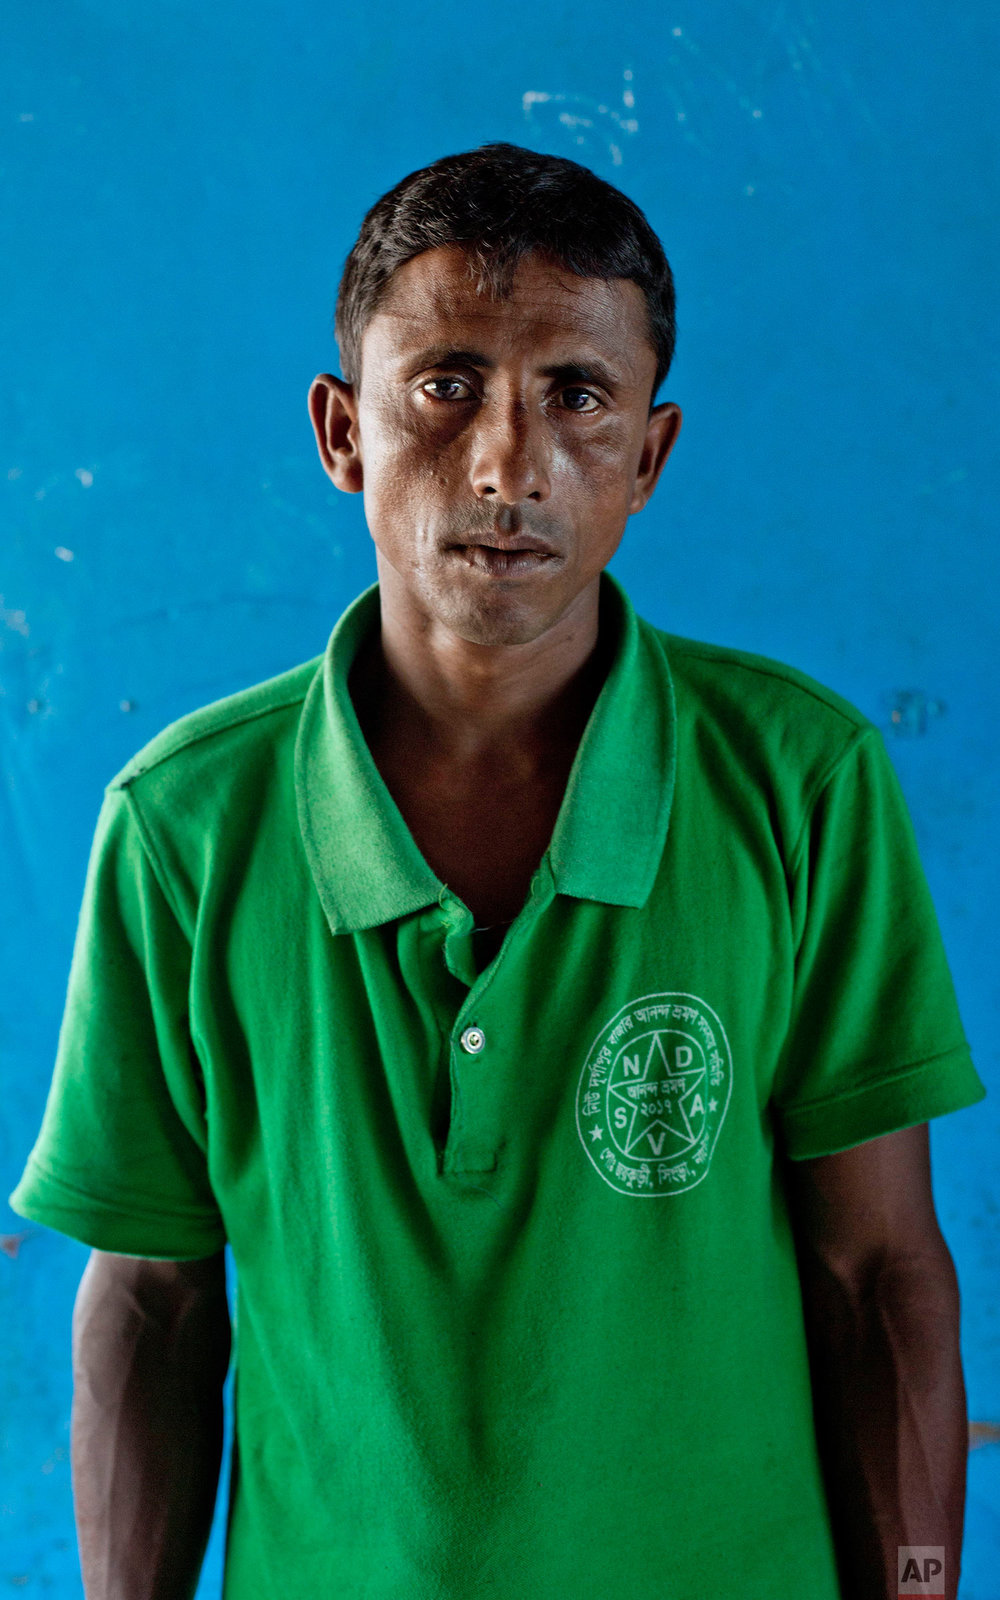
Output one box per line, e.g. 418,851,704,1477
440,878,556,1178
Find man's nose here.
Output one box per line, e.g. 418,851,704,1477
469,399,551,504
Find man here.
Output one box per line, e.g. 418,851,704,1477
11,144,986,1599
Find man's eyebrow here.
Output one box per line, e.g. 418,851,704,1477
403,347,495,371
399,351,625,390
540,360,623,392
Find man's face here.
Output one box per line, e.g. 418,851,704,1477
313,244,679,648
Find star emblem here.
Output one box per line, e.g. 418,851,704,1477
608,1032,707,1161
576,994,732,1197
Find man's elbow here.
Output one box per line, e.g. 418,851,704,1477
72,1248,232,1396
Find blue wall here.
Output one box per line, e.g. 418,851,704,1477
3,2,997,1593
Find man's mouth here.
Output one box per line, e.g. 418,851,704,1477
452,545,555,576
446,532,560,577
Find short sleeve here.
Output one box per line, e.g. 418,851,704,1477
772,727,986,1160
9,785,226,1258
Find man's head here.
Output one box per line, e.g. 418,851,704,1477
310,145,681,651
334,143,676,405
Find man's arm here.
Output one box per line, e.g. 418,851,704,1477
783,1123,967,1600
71,1248,232,1600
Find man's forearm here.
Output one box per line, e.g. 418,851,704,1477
71,1251,231,1600
798,1243,967,1600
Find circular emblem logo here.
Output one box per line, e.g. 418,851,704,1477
575,992,732,1197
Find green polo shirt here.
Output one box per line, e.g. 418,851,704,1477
11,575,985,1599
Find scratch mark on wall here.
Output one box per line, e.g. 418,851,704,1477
654,2,888,172
970,1421,1000,1450
5,465,99,501
918,466,969,497
886,689,947,738
523,67,638,167
54,546,75,562
0,597,30,637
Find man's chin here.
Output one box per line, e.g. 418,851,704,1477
431,591,558,649
419,560,586,646
374,547,591,650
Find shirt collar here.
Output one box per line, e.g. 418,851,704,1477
296,573,676,934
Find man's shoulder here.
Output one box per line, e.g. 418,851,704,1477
633,619,880,822
652,624,870,748
109,654,322,798
657,628,871,735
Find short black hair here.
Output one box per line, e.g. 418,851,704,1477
335,142,675,400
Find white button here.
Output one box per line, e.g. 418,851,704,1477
460,1026,486,1055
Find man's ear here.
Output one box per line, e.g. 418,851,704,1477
629,402,682,515
308,373,363,494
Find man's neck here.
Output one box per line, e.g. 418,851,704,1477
347,568,616,929
355,569,609,770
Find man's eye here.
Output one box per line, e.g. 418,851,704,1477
421,377,473,401
559,387,601,413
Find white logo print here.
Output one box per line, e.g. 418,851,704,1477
575,993,732,1196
